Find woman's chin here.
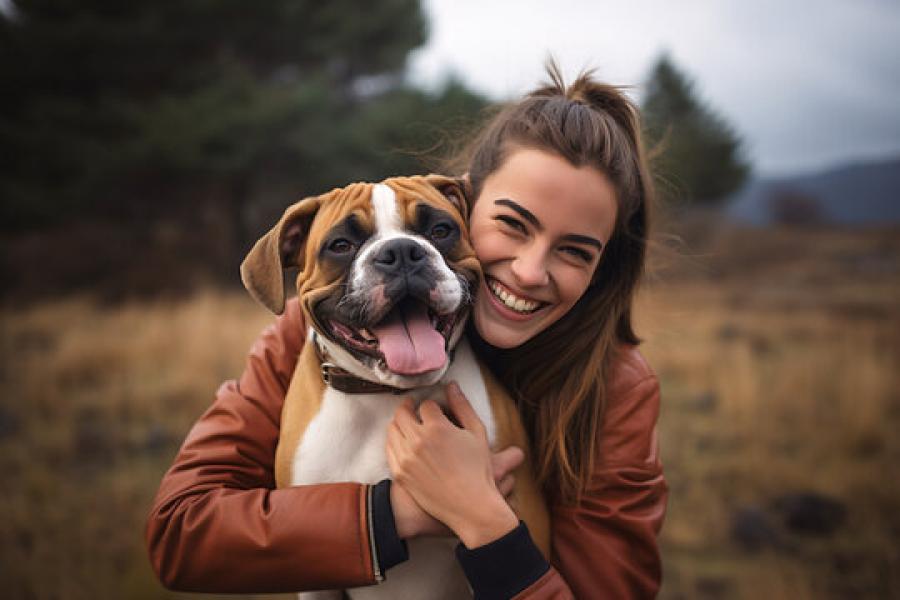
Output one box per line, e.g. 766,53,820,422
472,306,533,349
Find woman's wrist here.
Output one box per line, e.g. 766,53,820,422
452,492,520,549
390,479,453,539
390,480,420,539
372,480,410,573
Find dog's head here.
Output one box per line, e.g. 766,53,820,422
241,175,480,388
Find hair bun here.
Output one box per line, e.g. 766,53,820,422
536,60,638,138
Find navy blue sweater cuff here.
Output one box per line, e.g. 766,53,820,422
371,479,409,574
455,521,550,599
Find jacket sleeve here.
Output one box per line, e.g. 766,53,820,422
525,373,667,600
457,368,667,600
144,298,379,593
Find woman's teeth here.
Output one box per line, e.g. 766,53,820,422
488,280,541,314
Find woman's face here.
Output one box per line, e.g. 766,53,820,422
469,147,618,349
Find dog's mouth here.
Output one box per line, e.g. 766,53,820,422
329,297,460,376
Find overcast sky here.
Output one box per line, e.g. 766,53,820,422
407,0,900,177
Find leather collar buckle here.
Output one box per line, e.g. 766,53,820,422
320,362,335,386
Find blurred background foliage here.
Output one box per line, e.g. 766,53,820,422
642,54,750,206
1,0,488,297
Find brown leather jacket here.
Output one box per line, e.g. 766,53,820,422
145,298,667,598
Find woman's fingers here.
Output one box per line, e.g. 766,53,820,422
387,420,422,490
417,399,446,425
392,397,420,437
446,382,486,436
497,474,516,498
492,447,523,499
385,422,404,471
491,446,524,481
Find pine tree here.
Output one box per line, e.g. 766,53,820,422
641,54,750,206
1,1,491,297
0,0,486,232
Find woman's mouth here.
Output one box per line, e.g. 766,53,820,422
486,277,547,316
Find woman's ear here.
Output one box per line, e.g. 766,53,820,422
240,194,322,314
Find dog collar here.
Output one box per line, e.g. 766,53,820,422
312,332,409,395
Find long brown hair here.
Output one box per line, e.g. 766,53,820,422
457,62,654,503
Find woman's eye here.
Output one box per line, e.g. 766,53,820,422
328,238,355,254
560,246,593,263
496,215,526,233
431,223,453,240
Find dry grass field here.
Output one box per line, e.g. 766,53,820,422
640,224,900,599
1,223,898,599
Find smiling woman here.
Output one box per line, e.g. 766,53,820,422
470,148,618,348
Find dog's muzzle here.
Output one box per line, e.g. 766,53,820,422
320,237,469,377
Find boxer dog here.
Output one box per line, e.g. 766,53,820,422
240,175,549,599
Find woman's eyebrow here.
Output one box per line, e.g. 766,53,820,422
561,234,603,249
494,199,542,229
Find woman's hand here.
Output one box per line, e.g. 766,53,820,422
386,382,521,548
390,476,451,538
389,443,524,539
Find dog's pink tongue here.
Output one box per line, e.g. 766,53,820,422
372,302,446,375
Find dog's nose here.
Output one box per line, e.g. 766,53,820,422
373,238,427,274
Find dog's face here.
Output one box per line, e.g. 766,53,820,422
241,175,481,388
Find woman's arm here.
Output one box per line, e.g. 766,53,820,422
145,298,380,593
386,348,667,599
530,373,667,600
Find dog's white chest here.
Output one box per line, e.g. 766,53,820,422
290,340,493,599
291,387,397,485
290,339,495,487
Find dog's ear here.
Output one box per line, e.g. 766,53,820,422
426,174,472,219
240,195,322,315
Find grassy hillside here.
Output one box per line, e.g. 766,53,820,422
1,225,898,599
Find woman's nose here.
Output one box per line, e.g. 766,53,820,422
511,243,550,287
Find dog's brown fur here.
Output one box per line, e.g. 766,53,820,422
242,175,550,557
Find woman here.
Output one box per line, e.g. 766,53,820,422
146,65,667,599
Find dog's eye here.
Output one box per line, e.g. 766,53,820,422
430,223,452,240
328,238,355,254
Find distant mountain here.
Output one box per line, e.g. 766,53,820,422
727,157,900,225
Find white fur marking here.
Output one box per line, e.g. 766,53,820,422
351,184,462,309
371,183,401,234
